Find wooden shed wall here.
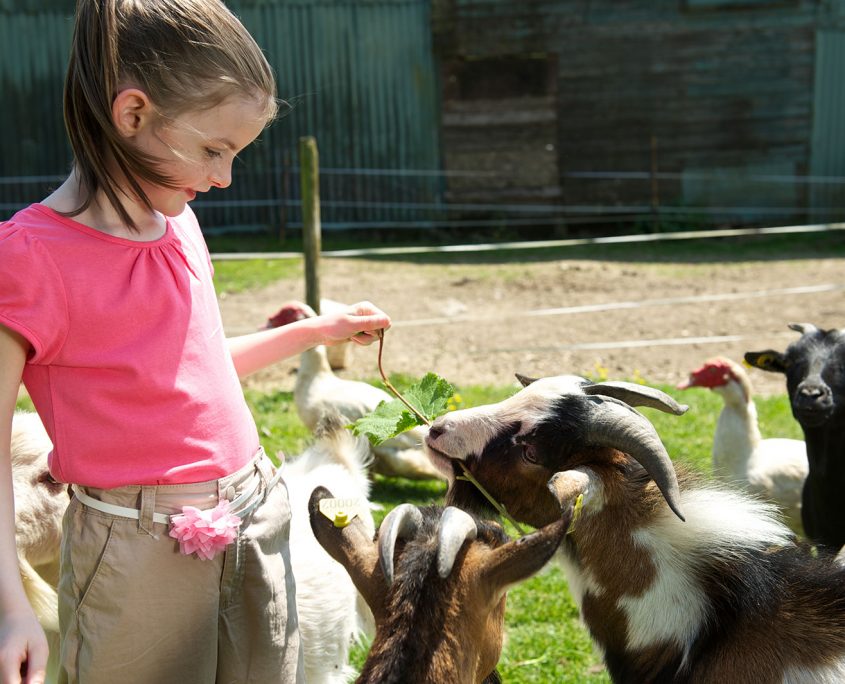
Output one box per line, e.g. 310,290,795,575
433,0,824,223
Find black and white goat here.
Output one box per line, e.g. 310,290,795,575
746,323,845,552
424,374,845,683
308,487,568,684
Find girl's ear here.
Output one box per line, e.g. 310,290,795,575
112,88,155,138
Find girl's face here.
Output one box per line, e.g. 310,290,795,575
133,95,269,218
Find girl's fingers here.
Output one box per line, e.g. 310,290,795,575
350,331,380,346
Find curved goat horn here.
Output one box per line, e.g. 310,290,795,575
583,381,688,415
378,503,424,586
583,397,685,521
788,322,818,335
436,507,479,579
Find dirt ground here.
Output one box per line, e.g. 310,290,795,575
219,251,845,399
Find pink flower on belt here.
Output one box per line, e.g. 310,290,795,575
169,500,241,560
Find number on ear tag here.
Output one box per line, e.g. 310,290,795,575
319,498,368,528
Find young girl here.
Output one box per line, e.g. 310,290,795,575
0,2,390,683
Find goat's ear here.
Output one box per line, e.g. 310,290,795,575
788,322,818,336
515,373,539,387
308,487,388,621
744,350,787,374
547,469,593,509
478,511,570,601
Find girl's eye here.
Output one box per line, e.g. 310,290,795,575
204,148,223,159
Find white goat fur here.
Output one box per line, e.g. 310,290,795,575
284,420,376,683
565,474,795,656
10,411,64,684
10,411,65,632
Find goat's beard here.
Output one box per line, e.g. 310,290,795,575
444,459,502,520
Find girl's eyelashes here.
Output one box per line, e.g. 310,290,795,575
204,147,223,159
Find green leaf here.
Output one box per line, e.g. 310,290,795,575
350,400,418,445
350,372,456,445
404,372,455,422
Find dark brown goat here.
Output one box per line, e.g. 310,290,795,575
425,374,845,683
308,486,569,684
746,322,845,551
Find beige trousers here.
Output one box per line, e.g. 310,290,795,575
57,454,304,684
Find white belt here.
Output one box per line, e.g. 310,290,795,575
71,467,284,525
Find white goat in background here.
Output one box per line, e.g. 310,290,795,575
10,411,66,631
283,412,377,683
10,410,66,684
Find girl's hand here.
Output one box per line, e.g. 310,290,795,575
319,301,391,347
0,608,48,684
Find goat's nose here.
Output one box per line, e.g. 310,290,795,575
798,384,829,399
427,424,445,440
428,416,452,441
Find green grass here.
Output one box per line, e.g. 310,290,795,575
242,375,803,683
212,258,301,296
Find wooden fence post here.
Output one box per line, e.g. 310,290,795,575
299,136,321,314
650,135,661,232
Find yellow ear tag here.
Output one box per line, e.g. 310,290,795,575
319,498,368,528
567,493,584,536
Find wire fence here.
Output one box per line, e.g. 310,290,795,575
5,165,845,235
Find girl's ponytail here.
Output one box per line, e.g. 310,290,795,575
61,0,278,231
64,0,157,230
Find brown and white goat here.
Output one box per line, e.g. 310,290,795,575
424,374,845,683
308,486,569,684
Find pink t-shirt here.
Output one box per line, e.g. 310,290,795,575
0,204,259,487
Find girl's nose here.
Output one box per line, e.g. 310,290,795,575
209,161,233,189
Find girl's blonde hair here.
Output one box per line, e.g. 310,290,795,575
64,0,278,231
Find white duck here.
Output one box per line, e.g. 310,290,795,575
678,356,808,535
266,301,444,481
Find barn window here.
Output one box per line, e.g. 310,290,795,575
443,55,556,101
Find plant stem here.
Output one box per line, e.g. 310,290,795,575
455,471,528,536
375,329,528,537
376,330,431,426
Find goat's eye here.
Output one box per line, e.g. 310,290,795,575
36,471,64,492
38,471,57,484
521,444,539,465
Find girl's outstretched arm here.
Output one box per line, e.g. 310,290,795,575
226,301,391,379
0,325,47,684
